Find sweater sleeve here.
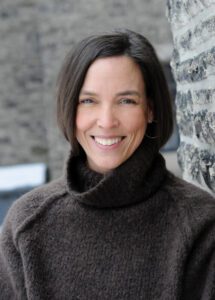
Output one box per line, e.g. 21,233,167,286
181,200,215,299
0,214,27,300
0,178,66,300
165,174,215,299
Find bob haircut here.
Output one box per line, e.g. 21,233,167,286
57,29,173,154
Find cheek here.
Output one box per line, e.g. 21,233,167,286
75,113,84,132
75,110,91,133
122,110,148,134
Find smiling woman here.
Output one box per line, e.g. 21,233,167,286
57,30,173,156
1,30,215,300
76,55,152,173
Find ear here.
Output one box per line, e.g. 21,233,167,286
147,103,154,124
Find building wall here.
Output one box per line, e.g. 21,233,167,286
0,0,173,178
0,1,48,165
167,0,215,194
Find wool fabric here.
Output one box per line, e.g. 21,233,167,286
0,138,215,300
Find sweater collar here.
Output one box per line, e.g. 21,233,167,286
66,138,167,208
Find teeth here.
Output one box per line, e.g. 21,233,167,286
94,137,122,146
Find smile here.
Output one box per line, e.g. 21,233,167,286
93,136,124,146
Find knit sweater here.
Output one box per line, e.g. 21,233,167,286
0,138,215,300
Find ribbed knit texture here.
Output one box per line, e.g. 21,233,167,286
0,137,215,300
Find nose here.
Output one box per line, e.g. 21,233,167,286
96,105,119,129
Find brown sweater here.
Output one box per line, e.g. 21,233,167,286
0,138,215,300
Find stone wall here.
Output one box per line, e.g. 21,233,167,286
0,1,48,165
167,0,215,194
0,0,173,179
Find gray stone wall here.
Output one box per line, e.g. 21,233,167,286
167,0,215,194
0,1,48,165
0,0,173,179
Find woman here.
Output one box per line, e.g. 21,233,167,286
0,30,215,300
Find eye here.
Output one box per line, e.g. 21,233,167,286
119,98,137,105
79,98,94,104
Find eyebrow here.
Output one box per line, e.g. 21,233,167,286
80,90,141,97
116,90,141,97
79,91,97,96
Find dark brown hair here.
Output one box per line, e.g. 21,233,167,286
57,29,173,154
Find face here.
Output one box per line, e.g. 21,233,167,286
76,55,153,174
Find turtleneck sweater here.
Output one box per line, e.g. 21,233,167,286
0,138,215,300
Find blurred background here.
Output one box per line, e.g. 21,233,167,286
0,0,180,224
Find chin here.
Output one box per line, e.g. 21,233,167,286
91,159,123,174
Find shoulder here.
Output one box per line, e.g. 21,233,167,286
1,177,68,242
164,172,215,205
163,172,215,237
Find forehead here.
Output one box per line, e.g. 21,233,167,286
81,55,145,91
86,55,140,75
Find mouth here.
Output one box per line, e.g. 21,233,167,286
92,136,125,146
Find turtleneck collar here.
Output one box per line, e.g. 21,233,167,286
65,138,167,208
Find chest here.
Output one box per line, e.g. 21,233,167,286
19,205,185,299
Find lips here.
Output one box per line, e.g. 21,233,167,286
92,136,124,146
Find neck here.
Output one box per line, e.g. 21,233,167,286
65,137,166,208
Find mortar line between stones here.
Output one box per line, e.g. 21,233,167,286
176,77,215,92
170,5,215,38
177,37,215,62
180,135,215,153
